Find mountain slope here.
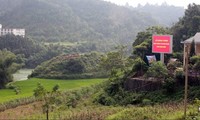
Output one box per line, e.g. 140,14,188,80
0,0,184,51
132,3,185,26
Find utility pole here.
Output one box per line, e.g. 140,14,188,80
184,44,189,119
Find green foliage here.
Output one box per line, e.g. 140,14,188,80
0,35,62,68
172,52,183,62
167,61,182,75
0,35,42,58
33,82,47,98
100,46,133,77
141,99,152,106
171,3,200,52
0,0,160,51
193,61,200,73
64,59,85,74
189,55,200,73
175,68,184,81
52,84,60,92
94,71,143,106
163,77,176,94
132,26,170,60
14,86,21,95
133,26,170,47
145,61,168,79
0,78,104,114
0,50,21,88
106,104,184,120
31,52,108,79
25,44,62,68
190,55,200,64
130,57,148,77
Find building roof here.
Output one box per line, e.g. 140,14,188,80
182,32,200,44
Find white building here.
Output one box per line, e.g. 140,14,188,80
0,24,25,37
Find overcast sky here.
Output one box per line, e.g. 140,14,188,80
103,0,200,8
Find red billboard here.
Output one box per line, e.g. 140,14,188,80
152,35,173,53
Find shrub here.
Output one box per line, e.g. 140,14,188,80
130,57,148,77
145,61,168,79
190,55,200,64
14,86,21,95
167,61,182,71
175,68,184,84
163,77,176,94
33,83,47,98
142,99,152,106
172,52,183,62
6,83,17,89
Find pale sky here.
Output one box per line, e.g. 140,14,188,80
103,0,200,8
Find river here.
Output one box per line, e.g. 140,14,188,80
13,69,33,81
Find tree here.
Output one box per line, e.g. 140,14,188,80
0,50,19,88
132,26,170,60
33,83,61,120
65,59,85,74
171,4,200,52
100,46,132,77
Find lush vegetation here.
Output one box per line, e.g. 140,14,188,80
2,83,200,119
0,78,105,103
93,4,200,108
0,50,21,88
30,52,108,79
171,3,200,52
0,0,184,52
1,2,200,120
0,35,64,68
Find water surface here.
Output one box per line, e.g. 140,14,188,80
13,69,33,81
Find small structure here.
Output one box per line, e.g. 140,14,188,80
0,24,25,37
182,32,200,65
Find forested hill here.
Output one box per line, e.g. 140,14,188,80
131,3,184,26
0,0,184,51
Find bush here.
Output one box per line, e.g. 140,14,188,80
6,83,17,89
145,61,168,79
130,57,148,77
190,55,200,64
175,68,184,84
167,61,182,71
163,77,176,94
142,99,152,106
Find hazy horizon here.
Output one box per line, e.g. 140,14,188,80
103,0,200,8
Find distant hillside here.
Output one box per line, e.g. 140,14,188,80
131,3,185,26
0,0,184,51
30,52,108,79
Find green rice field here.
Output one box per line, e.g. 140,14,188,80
0,78,106,103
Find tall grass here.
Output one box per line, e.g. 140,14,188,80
106,103,198,120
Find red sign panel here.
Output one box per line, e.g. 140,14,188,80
152,35,173,53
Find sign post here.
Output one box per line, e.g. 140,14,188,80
152,35,173,62
160,53,164,63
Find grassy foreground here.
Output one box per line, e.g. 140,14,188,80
0,78,106,103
